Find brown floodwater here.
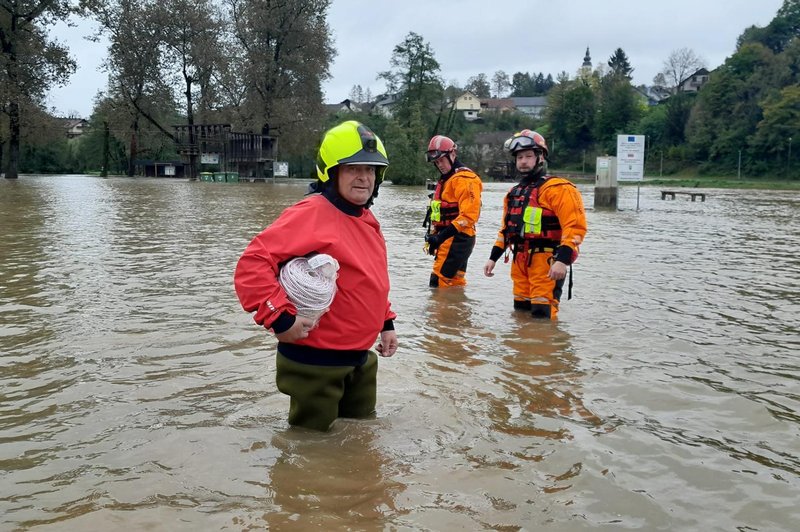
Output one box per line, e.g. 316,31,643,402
1,175,798,531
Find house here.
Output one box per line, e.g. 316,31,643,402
510,96,548,118
59,118,88,139
679,68,710,92
453,91,481,121
634,86,669,106
372,93,402,117
324,99,364,115
480,98,516,113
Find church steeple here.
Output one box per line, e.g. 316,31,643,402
582,46,592,69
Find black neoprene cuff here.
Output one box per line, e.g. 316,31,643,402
271,311,296,334
436,224,458,239
382,319,395,332
489,245,505,262
554,245,573,265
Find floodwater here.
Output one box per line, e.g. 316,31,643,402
1,175,798,531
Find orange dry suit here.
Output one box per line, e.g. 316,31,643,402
424,164,482,287
488,174,587,319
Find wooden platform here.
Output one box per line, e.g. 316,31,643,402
661,190,706,202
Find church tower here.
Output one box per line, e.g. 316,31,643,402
581,47,592,76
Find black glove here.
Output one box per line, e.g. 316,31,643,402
425,224,458,256
425,233,443,255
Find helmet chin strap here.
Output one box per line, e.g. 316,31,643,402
437,153,458,176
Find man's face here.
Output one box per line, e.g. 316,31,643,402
515,150,539,172
431,151,454,174
337,164,376,205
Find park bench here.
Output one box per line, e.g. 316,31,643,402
661,190,707,202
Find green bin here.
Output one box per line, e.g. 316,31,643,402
213,172,227,182
226,171,239,183
200,172,213,182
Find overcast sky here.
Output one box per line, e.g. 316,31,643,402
47,0,784,118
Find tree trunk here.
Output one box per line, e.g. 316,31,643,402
185,80,197,181
6,100,20,179
101,121,109,177
128,117,138,177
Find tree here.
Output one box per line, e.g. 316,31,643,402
491,70,510,98
464,73,490,98
1,0,77,179
607,47,633,79
509,71,533,96
594,74,642,151
655,47,705,93
228,0,334,160
378,31,443,132
546,77,595,152
89,0,178,176
686,42,776,169
738,0,800,53
753,85,800,166
157,0,223,180
348,84,364,103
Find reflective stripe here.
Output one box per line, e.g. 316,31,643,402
522,206,542,236
430,200,442,222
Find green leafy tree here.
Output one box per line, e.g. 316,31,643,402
752,85,800,173
1,0,77,178
594,65,642,151
89,0,178,176
663,92,695,145
607,47,634,79
738,0,800,53
687,42,776,170
546,74,595,154
509,72,553,96
509,72,534,96
228,0,334,162
378,31,443,132
464,73,490,98
379,108,428,185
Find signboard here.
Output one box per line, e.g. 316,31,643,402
616,135,645,182
273,161,289,177
201,153,220,164
164,165,176,176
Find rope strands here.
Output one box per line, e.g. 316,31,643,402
279,254,339,323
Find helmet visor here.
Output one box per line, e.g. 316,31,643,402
426,150,450,162
506,135,538,153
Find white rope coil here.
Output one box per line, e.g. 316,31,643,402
279,254,339,322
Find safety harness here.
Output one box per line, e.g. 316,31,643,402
504,177,574,299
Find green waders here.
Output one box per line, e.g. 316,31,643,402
275,351,378,432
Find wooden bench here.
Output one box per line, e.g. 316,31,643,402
661,190,706,202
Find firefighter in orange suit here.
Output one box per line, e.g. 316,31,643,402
483,130,587,319
423,135,483,288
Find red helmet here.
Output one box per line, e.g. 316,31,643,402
426,135,456,162
504,129,548,157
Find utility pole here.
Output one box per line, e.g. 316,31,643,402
788,137,793,175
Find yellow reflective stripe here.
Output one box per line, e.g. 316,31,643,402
522,206,542,235
430,200,442,222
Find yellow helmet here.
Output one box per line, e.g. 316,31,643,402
316,121,389,182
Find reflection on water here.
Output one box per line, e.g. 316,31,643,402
1,176,798,530
261,424,405,530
